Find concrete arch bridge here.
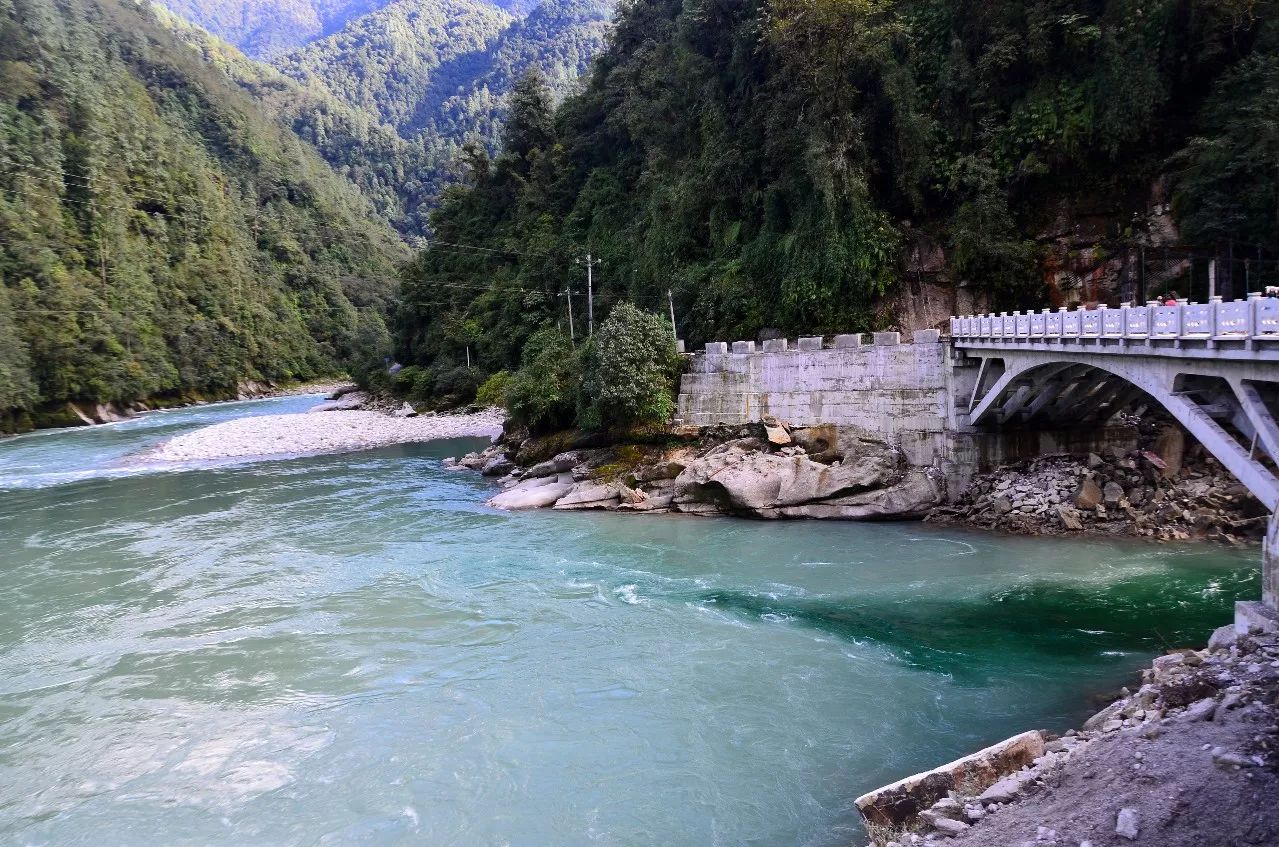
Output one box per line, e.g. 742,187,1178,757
951,296,1279,619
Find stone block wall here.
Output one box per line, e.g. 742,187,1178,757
676,335,953,467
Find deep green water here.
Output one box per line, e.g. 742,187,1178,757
0,398,1259,846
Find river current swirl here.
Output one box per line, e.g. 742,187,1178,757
0,397,1258,845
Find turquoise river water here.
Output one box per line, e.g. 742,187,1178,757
0,396,1260,846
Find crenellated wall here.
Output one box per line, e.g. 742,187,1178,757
676,330,961,468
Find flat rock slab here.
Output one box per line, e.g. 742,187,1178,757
854,730,1045,827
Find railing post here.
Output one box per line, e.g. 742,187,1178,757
1248,291,1263,338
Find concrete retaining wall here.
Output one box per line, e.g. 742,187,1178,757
675,335,1140,489
676,335,952,467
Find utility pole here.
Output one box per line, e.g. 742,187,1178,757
667,288,677,343
562,287,576,343
576,253,600,335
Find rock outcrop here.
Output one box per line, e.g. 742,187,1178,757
458,421,944,521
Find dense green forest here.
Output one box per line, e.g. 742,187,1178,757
273,0,615,235
156,0,391,58
158,5,446,236
395,0,1279,416
0,0,406,430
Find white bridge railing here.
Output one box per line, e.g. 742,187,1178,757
951,293,1279,344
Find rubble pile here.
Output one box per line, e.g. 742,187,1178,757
929,426,1268,544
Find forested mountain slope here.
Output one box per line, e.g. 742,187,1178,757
277,0,615,194
155,0,392,58
0,0,407,431
395,0,1279,392
157,5,443,236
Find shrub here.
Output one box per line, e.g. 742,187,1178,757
579,303,682,430
476,370,512,407
506,328,581,432
434,364,481,404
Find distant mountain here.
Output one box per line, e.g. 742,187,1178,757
279,0,615,172
155,0,393,58
273,0,515,133
0,0,407,427
153,0,616,238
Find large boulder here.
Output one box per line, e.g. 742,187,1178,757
671,443,896,515
1074,477,1103,510
552,481,622,510
526,451,582,479
768,471,940,520
487,478,573,510
307,391,369,413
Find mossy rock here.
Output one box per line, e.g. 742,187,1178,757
514,430,579,466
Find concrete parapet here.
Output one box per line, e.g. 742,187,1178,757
913,329,941,344
873,331,901,346
731,340,755,354
798,336,824,351
834,334,863,349
704,341,728,355
676,339,685,353
761,338,788,353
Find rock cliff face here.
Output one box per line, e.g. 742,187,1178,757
449,420,943,520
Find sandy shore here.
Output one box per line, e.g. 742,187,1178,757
148,408,503,462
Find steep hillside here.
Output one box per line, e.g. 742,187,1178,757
0,0,407,430
394,0,1279,398
273,0,515,133
278,0,615,167
154,0,392,58
157,5,443,236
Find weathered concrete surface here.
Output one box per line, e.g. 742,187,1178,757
854,730,1046,827
677,342,951,468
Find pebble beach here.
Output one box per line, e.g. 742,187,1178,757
147,406,503,462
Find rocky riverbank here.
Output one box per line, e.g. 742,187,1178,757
450,418,943,519
11,378,357,433
927,424,1269,545
855,620,1279,847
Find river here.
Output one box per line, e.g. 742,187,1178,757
0,397,1258,845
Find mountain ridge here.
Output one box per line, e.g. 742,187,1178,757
0,0,407,428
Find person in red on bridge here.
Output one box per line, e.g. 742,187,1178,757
1162,290,1180,306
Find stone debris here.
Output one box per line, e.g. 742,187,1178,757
927,421,1267,544
1114,808,1140,840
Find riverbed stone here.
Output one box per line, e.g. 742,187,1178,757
526,451,581,479
487,479,574,510
552,481,621,510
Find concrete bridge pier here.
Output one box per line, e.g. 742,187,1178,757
1239,511,1279,633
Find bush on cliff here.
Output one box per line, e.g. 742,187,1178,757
476,370,513,407
579,304,682,431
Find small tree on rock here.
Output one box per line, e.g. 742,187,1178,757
580,302,681,430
